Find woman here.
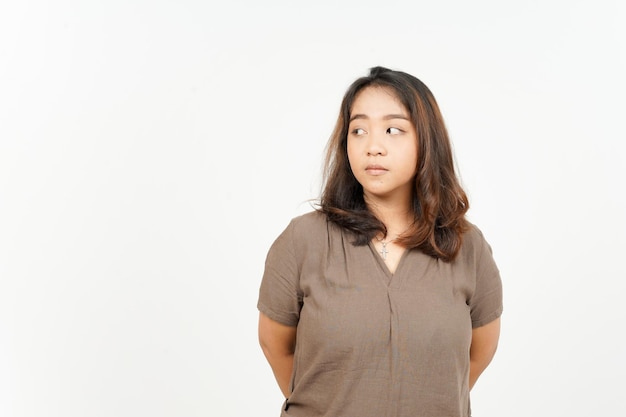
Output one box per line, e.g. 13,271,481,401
257,66,502,417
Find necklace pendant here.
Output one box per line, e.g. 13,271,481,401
379,241,389,260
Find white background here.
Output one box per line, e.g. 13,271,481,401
1,1,625,416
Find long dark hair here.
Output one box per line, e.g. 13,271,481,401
318,66,469,262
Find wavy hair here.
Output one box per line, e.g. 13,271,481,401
317,66,469,262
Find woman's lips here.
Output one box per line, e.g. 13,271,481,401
366,165,388,175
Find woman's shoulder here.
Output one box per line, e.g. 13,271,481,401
458,221,495,261
271,210,330,245
287,209,329,231
268,210,330,260
463,221,487,244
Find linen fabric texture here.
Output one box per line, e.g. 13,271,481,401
257,211,503,417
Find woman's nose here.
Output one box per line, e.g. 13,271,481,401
366,133,386,156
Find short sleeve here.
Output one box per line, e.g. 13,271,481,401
469,229,503,328
257,219,303,327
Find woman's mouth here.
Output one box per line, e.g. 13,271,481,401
366,165,388,175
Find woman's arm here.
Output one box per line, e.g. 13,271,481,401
469,317,501,390
258,312,298,398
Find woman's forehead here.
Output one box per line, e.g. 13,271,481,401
350,86,409,117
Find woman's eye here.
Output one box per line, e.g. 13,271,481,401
387,127,402,135
352,128,366,135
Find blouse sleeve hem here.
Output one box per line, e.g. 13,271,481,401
471,306,503,329
257,302,299,327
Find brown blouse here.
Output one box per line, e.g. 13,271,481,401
258,211,503,417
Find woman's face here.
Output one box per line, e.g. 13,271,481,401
347,86,419,204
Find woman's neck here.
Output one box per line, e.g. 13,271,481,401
365,197,414,238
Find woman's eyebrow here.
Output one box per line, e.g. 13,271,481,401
349,114,368,122
383,114,409,121
349,113,409,122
